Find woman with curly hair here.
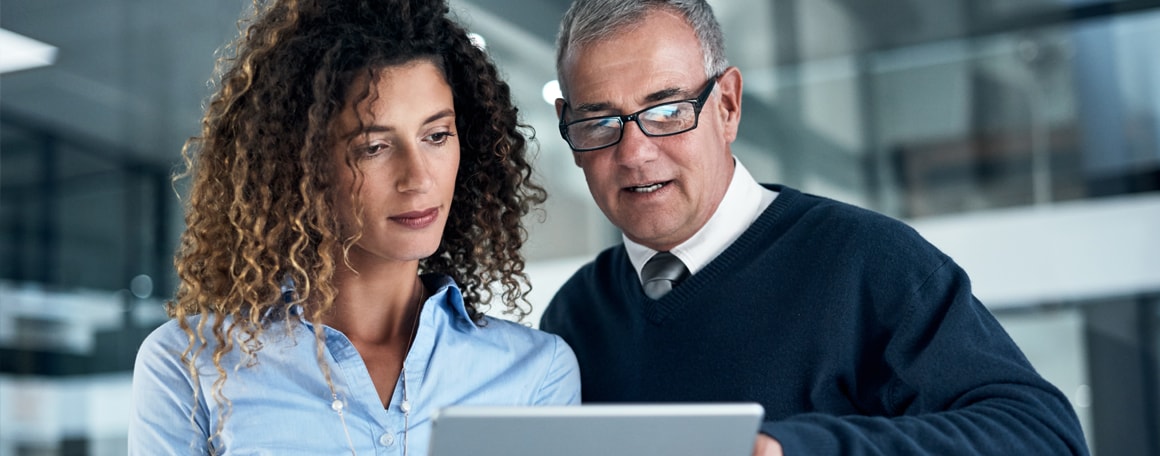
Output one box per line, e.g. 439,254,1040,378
128,0,579,454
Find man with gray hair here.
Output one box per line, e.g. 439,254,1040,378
539,0,1089,454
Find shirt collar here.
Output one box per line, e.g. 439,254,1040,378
625,157,778,283
425,273,480,330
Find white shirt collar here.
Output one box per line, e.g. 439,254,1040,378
625,157,778,283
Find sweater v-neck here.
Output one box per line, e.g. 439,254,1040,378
627,185,802,324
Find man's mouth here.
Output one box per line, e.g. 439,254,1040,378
626,181,669,193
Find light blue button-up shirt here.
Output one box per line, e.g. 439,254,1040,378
130,274,581,455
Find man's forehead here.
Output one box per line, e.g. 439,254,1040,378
558,10,704,103
560,55,700,108
560,61,699,103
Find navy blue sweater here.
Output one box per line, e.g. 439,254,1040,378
541,185,1088,455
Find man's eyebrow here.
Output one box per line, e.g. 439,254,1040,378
642,87,684,104
572,86,686,114
572,101,613,114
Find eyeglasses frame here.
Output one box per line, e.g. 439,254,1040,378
558,75,720,152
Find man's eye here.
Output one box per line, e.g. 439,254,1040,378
593,117,621,128
642,103,684,121
575,117,620,134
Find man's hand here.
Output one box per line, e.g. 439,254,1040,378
753,433,783,456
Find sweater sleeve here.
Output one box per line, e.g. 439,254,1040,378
760,258,1089,456
128,321,211,455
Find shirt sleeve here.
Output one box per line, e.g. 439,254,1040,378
533,334,582,405
128,321,211,455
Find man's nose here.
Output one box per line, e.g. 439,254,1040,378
612,120,660,167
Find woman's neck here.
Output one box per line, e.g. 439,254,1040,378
325,262,426,346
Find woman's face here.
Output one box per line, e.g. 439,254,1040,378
331,59,460,269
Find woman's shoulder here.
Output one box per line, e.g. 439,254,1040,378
472,316,580,403
137,313,249,355
477,315,551,337
474,316,568,352
140,318,195,349
134,318,199,380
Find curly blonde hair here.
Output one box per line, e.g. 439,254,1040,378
168,0,545,448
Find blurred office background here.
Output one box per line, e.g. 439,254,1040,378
2,0,1159,454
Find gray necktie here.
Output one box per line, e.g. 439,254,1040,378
641,251,690,299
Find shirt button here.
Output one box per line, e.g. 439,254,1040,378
379,432,395,446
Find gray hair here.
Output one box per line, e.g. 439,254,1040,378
555,0,728,96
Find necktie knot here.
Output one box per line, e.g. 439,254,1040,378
641,251,690,299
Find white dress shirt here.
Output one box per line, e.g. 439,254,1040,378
625,157,778,284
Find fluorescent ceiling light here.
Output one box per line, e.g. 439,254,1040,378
468,32,487,51
542,80,561,105
0,28,58,74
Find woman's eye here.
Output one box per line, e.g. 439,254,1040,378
427,131,457,145
363,142,389,156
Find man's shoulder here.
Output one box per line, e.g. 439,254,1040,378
541,245,629,331
755,183,938,257
763,185,912,232
555,245,626,294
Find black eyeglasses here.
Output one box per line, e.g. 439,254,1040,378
558,76,718,152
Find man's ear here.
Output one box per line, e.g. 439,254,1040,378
716,66,743,143
555,98,583,167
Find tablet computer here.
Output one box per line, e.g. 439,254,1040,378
427,402,764,456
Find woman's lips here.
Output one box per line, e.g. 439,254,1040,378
390,207,439,229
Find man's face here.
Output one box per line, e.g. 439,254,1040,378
557,8,742,252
